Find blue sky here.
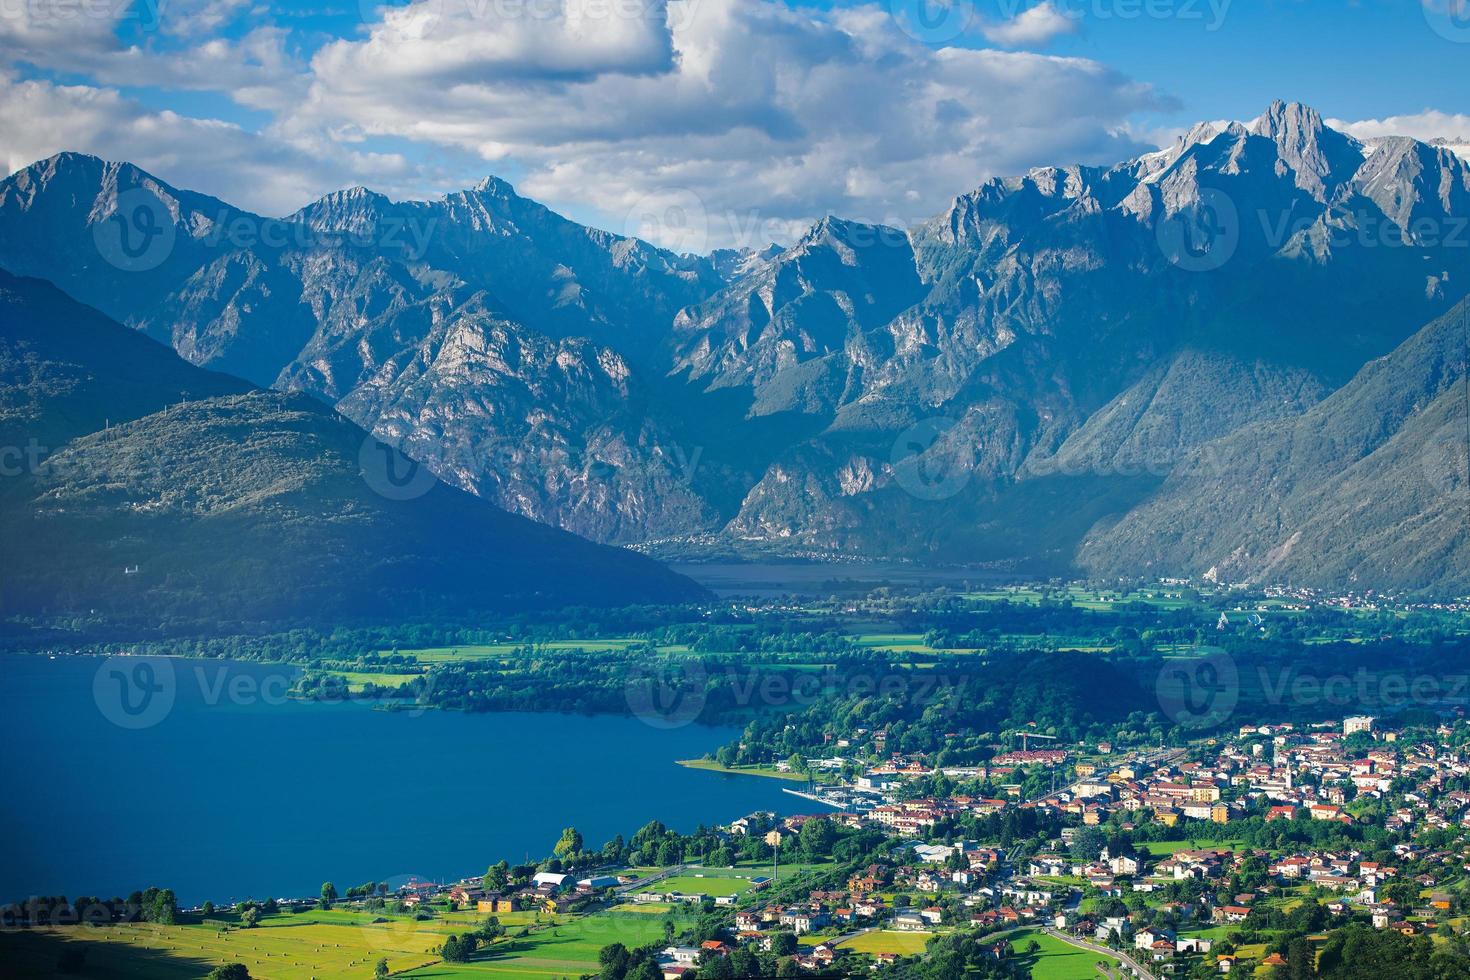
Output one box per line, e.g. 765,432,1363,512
4,0,1468,248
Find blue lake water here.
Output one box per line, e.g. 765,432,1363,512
0,654,794,905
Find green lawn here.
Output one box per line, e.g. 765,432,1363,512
1007,928,1122,980
400,913,670,979
653,875,750,897
675,758,812,782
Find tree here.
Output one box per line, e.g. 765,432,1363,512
374,957,390,978
770,932,798,956
207,966,250,980
484,861,509,892
201,900,215,917
321,882,338,910
240,907,261,929
555,827,585,860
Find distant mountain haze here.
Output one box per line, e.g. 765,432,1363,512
4,100,1470,590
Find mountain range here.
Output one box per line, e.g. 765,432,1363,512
0,270,703,629
3,100,1470,592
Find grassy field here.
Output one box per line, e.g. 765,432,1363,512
0,908,672,980
384,640,650,663
1006,928,1122,980
398,913,671,979
327,671,423,692
654,875,754,897
675,758,811,782
838,929,935,955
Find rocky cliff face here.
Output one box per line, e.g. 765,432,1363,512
6,101,1470,587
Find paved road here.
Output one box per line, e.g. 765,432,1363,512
1041,927,1155,980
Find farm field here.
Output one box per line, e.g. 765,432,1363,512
1006,928,1122,980
837,929,934,955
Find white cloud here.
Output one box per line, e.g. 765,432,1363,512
0,1,304,111
0,74,416,217
1330,109,1470,145
980,2,1078,47
293,0,1166,247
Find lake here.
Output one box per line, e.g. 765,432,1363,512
0,654,795,905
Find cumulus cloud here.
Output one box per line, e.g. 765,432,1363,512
980,2,1078,47
0,74,417,217
1330,109,1470,144
0,0,304,111
293,0,1166,247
